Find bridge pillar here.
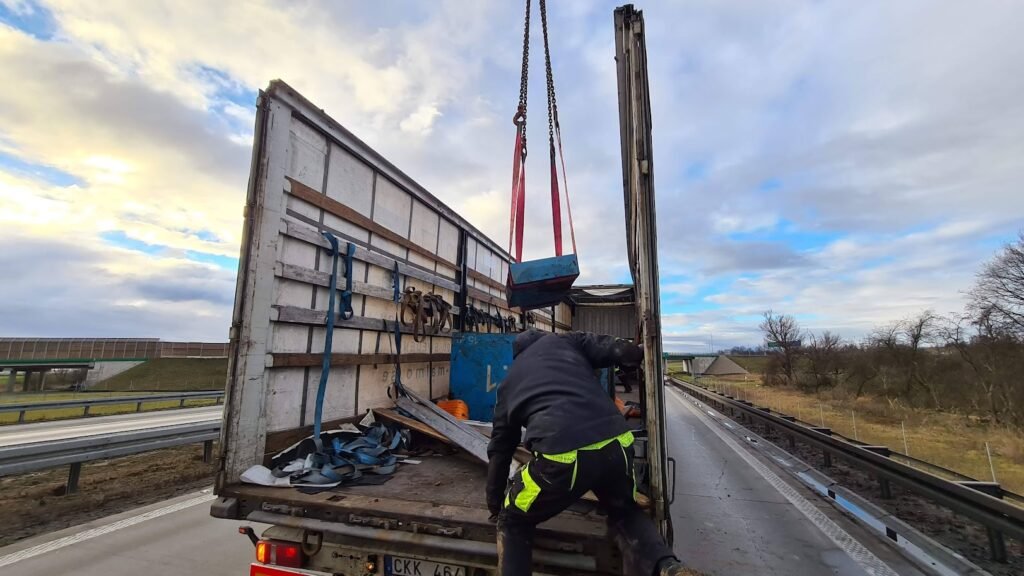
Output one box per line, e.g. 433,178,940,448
22,370,33,392
5,370,15,393
39,369,49,391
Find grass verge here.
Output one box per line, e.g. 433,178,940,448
0,392,220,425
670,370,1024,495
92,357,228,391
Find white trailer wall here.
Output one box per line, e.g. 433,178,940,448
221,81,572,481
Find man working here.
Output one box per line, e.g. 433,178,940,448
487,329,692,576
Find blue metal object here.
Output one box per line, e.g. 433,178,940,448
449,333,516,422
597,368,613,394
507,254,580,310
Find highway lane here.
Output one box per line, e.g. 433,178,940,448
0,489,261,575
0,392,929,575
0,406,223,447
665,386,923,575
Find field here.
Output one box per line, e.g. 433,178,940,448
92,357,228,391
727,355,771,374
667,364,1024,494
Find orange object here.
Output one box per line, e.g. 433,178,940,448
437,399,470,420
615,396,641,418
614,396,628,415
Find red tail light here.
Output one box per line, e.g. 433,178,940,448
255,539,303,568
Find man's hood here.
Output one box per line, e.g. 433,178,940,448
513,329,547,358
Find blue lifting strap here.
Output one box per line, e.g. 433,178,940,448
340,241,355,320
391,262,402,302
392,313,406,397
312,231,342,452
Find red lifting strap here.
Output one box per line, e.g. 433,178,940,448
507,0,576,263
508,127,527,262
549,142,562,256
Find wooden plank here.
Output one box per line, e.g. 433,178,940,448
396,390,490,464
467,268,506,292
269,352,448,368
373,408,452,444
287,177,458,270
466,285,508,308
272,305,454,339
282,219,460,292
276,261,460,314
263,415,363,458
276,261,394,302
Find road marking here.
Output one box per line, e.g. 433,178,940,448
0,491,216,567
668,388,900,576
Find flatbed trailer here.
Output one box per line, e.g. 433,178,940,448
213,6,667,575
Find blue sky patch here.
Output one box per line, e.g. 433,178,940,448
0,151,82,187
100,231,167,255
684,161,708,181
185,251,239,270
0,0,56,40
191,64,257,108
728,219,841,252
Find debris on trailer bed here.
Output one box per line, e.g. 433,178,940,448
240,422,406,489
239,388,652,509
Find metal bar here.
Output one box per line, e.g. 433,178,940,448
0,391,225,414
203,440,213,464
66,462,82,495
0,422,221,477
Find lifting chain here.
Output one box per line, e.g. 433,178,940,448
514,0,531,150
539,0,558,149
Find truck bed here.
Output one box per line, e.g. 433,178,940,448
220,453,609,549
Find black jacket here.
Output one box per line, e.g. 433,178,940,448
485,330,643,514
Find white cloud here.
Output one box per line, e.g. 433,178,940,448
1,0,1022,347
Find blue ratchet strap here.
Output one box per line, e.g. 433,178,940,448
392,313,406,396
312,231,341,453
340,241,355,320
392,262,402,302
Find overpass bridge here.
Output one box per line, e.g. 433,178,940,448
0,338,228,392
663,352,718,374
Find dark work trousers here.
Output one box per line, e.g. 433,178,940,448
497,439,675,576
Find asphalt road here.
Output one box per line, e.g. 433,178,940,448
665,386,923,575
0,391,926,575
0,490,260,575
0,406,223,447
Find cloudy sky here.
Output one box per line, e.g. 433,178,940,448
1,1,1022,351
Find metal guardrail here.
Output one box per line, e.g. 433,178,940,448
0,421,221,493
669,376,1024,563
0,391,224,423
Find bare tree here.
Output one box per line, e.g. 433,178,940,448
969,232,1024,338
903,310,941,406
805,331,842,391
760,310,803,386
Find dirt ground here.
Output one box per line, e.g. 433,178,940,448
0,443,218,547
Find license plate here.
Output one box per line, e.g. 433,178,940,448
386,555,466,576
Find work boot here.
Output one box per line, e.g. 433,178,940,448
656,557,703,576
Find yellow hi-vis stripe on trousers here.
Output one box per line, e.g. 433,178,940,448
511,430,636,512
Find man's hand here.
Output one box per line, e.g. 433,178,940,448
487,488,503,518
620,341,644,367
